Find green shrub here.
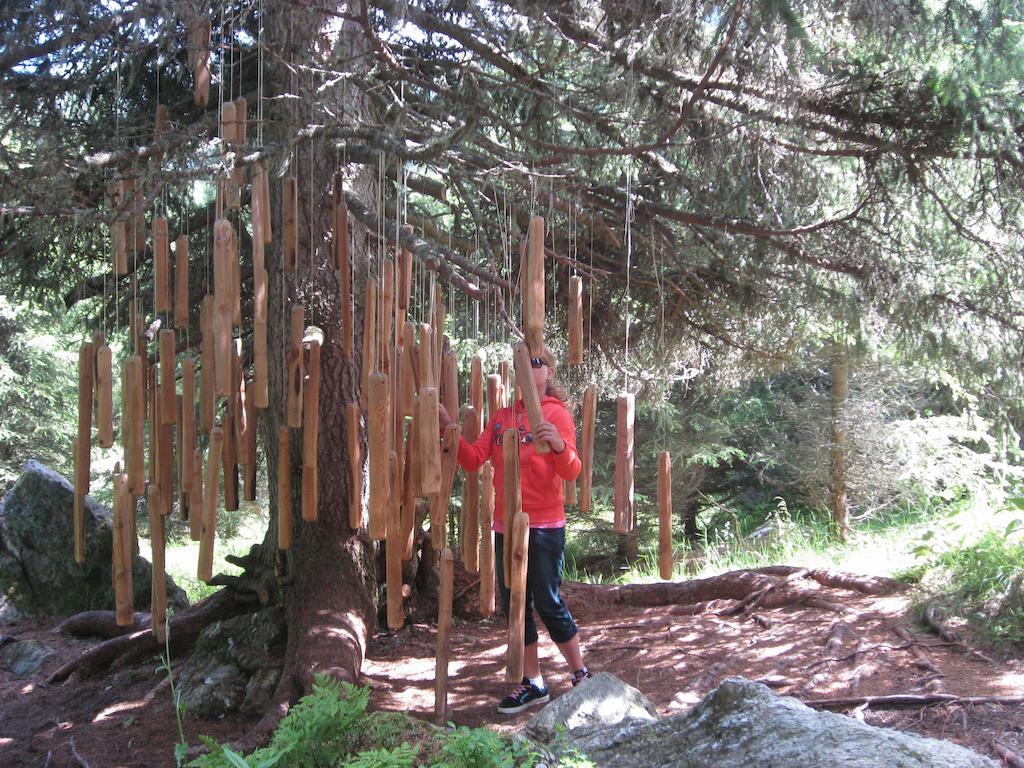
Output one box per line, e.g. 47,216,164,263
916,522,1024,647
428,725,536,768
341,743,419,768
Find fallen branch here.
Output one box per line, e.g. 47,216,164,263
805,693,1024,710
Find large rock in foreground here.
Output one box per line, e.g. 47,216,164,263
546,677,997,768
0,460,187,619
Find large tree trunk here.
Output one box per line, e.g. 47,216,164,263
253,2,378,733
830,339,850,541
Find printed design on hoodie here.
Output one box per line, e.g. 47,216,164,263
491,419,533,446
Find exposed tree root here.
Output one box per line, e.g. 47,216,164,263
893,626,947,693
54,611,151,639
805,693,1024,710
562,566,899,614
994,740,1024,768
923,605,995,663
47,588,247,684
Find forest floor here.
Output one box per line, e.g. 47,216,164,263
2,579,1022,767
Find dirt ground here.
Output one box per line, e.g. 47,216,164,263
2,583,1022,767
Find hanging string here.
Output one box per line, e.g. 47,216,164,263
622,66,637,393
257,0,264,148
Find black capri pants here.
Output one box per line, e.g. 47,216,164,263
494,526,579,646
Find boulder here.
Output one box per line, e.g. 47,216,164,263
0,460,187,617
549,677,998,768
527,672,657,741
0,638,55,676
177,606,286,719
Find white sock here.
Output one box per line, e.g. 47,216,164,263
529,675,545,690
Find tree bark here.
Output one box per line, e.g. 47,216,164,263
251,0,378,723
830,338,850,540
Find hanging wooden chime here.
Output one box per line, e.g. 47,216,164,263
345,402,362,530
505,511,530,683
277,427,292,550
301,339,321,522
614,393,635,533
286,305,305,428
174,235,189,329
199,296,215,433
433,547,454,725
658,451,673,580
524,216,545,355
479,462,496,615
579,384,596,513
197,426,223,582
461,406,480,572
367,372,390,541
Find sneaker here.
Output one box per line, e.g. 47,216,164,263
496,678,550,714
570,668,592,687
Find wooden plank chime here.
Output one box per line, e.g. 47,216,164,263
277,427,293,550
386,446,403,630
433,547,454,725
479,462,496,615
286,305,304,428
430,423,461,549
578,384,596,513
199,295,215,433
614,393,635,533
367,372,390,540
198,426,223,582
461,406,480,572
123,356,145,495
96,342,114,449
658,451,673,580
301,339,321,522
501,428,520,589
149,484,167,643
361,277,378,410
187,16,211,106
174,235,189,328
111,469,133,626
213,219,234,396
505,511,530,683
345,402,362,530
74,342,94,563
153,217,171,314
523,216,545,355
512,343,549,453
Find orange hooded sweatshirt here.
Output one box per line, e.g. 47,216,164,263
456,396,581,534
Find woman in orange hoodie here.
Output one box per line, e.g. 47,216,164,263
439,347,591,714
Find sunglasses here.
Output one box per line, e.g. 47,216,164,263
529,357,546,369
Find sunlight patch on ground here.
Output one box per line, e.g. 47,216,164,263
19,683,34,694
93,698,146,723
994,669,1024,695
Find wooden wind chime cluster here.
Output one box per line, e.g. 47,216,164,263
75,15,267,644
76,8,677,719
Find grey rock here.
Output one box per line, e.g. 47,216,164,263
178,606,286,719
554,677,997,768
0,639,55,676
527,672,657,742
0,460,187,617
